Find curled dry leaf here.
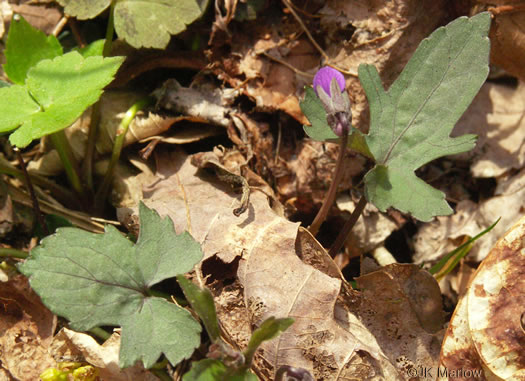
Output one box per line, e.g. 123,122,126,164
0,275,56,380
49,328,159,381
440,214,525,380
118,151,446,380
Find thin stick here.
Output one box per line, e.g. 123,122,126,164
282,0,328,61
14,148,49,236
281,0,358,77
329,194,367,256
308,133,348,236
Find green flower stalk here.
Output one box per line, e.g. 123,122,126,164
309,66,352,236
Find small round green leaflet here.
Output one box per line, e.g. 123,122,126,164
19,202,204,369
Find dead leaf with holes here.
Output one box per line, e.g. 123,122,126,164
116,150,447,380
0,275,56,380
440,214,525,380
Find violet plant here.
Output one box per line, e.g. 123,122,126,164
301,13,491,255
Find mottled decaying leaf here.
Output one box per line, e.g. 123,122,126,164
440,215,525,380
360,12,490,221
4,14,62,85
19,203,203,368
0,276,56,380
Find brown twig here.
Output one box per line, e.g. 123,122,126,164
14,148,49,236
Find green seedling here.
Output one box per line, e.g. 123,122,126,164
429,218,499,281
301,13,491,254
178,276,294,380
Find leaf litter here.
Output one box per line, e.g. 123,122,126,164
117,151,445,379
4,1,525,379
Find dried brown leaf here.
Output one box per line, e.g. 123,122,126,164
0,275,56,380
118,151,450,380
440,214,525,380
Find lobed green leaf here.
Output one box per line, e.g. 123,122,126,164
7,52,124,147
113,0,208,49
19,202,203,368
360,12,491,221
56,0,110,20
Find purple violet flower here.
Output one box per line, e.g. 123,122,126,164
312,66,351,137
313,66,346,96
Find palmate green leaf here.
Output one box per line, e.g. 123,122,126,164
4,14,63,85
57,0,208,49
300,87,373,158
6,51,123,147
19,202,203,368
360,12,490,221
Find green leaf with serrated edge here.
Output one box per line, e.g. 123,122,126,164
76,39,105,58
4,15,63,85
301,87,373,159
56,0,110,20
19,202,203,368
243,317,294,364
113,0,207,49
177,275,221,342
360,12,490,221
8,52,123,147
0,85,40,133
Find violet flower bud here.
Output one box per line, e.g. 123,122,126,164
313,66,346,97
313,66,352,137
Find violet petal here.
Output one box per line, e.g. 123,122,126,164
313,66,345,96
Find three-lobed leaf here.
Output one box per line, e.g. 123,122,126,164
360,12,490,221
4,14,63,85
3,52,123,147
57,0,208,49
19,202,203,368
